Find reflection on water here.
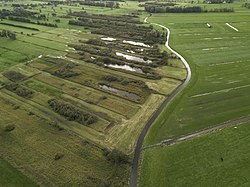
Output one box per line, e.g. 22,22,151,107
123,40,151,48
116,52,152,64
99,84,140,100
104,64,143,73
101,37,116,41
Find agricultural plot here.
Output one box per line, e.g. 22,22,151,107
140,3,250,186
0,1,186,186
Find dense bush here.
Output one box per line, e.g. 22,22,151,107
0,29,16,40
102,75,118,82
139,2,177,7
37,21,58,27
0,22,39,31
54,153,64,160
8,16,32,23
206,8,234,12
70,11,139,24
145,6,203,13
3,71,26,82
0,8,36,18
48,99,97,125
79,1,120,8
205,0,233,4
15,87,34,98
106,149,130,165
53,63,80,78
5,124,15,132
145,5,234,13
68,12,165,44
242,3,250,9
5,83,34,98
49,121,64,131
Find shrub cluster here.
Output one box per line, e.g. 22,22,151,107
242,3,250,9
53,63,80,78
104,149,130,165
68,12,165,44
145,5,234,13
5,83,34,99
3,71,26,82
79,1,120,8
145,6,203,13
48,99,97,125
5,124,15,132
0,29,16,40
205,0,233,4
0,22,39,31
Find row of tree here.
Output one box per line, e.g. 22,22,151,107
0,22,39,31
79,1,120,8
48,99,97,125
145,5,233,13
145,6,202,13
70,11,140,24
205,0,233,4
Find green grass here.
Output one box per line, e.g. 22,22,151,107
0,157,36,187
139,122,250,187
144,4,250,145
140,2,250,186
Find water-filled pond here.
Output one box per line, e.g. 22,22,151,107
99,84,140,100
104,64,143,73
101,37,117,41
116,52,152,64
123,40,151,48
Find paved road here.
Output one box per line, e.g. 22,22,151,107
129,17,192,187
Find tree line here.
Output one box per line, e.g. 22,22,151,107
48,99,97,125
79,1,120,8
145,5,233,13
205,0,233,4
68,14,165,44
0,8,57,27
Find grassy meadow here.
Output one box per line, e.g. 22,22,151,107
140,121,250,187
140,2,250,186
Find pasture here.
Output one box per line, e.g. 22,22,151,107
140,2,250,186
140,121,250,187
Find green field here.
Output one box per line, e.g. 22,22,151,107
0,157,36,187
140,122,250,187
140,2,250,186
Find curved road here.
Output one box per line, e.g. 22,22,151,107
129,17,192,187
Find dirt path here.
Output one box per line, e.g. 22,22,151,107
143,115,250,150
129,17,192,187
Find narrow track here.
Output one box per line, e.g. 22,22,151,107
129,17,192,187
